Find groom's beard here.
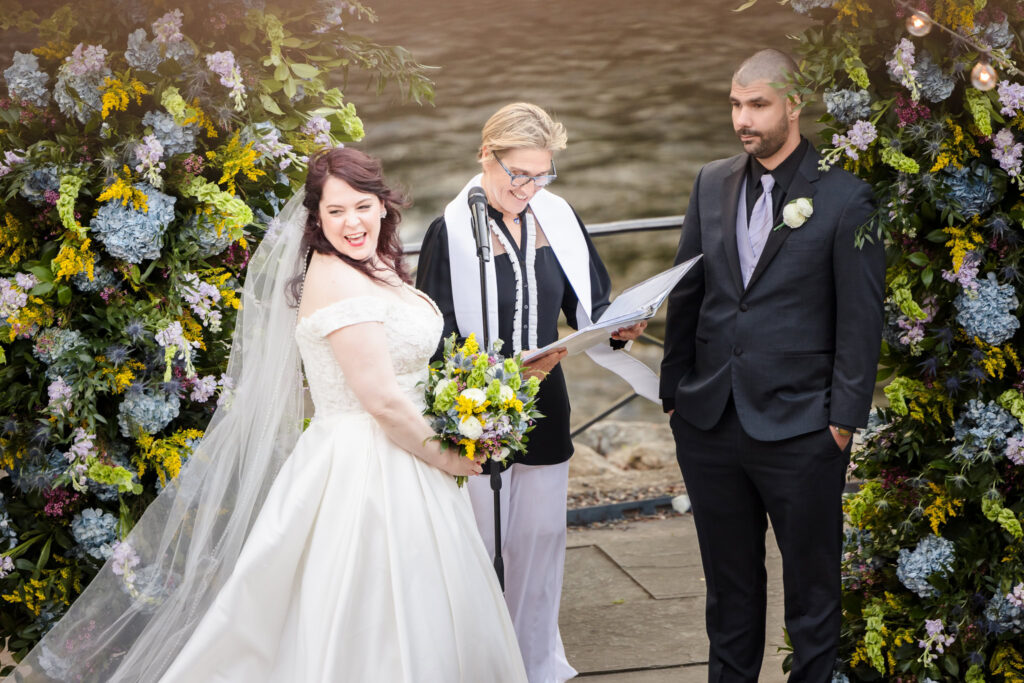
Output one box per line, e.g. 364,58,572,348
736,114,789,159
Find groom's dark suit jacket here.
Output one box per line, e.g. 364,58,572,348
660,144,885,441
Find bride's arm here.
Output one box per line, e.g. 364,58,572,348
327,323,482,478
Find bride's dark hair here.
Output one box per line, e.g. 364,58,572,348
288,147,411,303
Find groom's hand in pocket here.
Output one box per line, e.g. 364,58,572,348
829,425,852,450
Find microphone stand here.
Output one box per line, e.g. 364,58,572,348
471,196,505,591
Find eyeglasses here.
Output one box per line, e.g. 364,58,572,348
493,152,557,188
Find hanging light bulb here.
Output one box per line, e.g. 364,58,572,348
906,11,932,37
971,59,998,91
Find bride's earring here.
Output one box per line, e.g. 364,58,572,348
380,210,387,219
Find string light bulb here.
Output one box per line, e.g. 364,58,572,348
906,11,932,37
971,59,998,91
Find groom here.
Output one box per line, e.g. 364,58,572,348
660,49,885,682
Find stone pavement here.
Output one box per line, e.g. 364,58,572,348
559,513,787,682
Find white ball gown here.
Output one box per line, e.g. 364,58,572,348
157,291,528,682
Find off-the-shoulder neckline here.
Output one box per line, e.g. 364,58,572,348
296,285,440,328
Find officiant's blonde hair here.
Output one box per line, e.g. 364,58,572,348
478,102,567,162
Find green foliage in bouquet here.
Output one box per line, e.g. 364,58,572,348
742,0,1024,680
0,0,433,661
423,333,542,486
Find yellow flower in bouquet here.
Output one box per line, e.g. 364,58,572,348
423,333,542,486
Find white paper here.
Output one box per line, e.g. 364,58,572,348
522,254,702,362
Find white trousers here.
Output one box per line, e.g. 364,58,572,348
468,461,578,683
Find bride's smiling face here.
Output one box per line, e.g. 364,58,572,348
318,175,384,262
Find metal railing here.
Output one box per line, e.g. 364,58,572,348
407,214,685,440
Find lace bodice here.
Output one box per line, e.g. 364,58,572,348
294,289,443,417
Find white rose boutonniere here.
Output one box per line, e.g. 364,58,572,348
775,197,813,231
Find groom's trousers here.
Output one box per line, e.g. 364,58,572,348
670,398,850,683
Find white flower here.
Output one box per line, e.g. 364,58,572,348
781,197,813,229
434,378,453,397
499,385,515,403
460,388,487,406
457,416,484,440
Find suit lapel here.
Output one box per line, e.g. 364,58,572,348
745,146,821,291
719,155,747,295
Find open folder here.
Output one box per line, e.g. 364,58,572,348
521,254,703,362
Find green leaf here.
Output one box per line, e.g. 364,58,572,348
923,229,947,244
732,0,760,10
906,252,929,267
260,93,284,115
921,269,933,287
57,285,71,306
274,62,289,82
260,78,284,93
289,62,320,80
283,77,297,100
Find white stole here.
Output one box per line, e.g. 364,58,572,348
443,175,660,403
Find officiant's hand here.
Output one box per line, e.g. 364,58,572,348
523,347,567,380
611,320,647,341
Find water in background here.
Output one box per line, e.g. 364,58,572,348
347,0,814,233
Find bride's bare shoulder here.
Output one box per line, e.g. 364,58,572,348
298,253,377,316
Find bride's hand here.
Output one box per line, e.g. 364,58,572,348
440,449,484,478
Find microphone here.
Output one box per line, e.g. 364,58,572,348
467,186,490,262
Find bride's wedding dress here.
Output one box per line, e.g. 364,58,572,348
159,290,528,682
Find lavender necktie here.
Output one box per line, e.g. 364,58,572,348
744,173,775,287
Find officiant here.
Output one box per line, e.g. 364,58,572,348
416,102,646,683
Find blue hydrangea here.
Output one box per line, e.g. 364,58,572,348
32,327,87,366
3,51,50,107
917,50,954,103
141,110,198,157
954,272,1020,345
984,592,1024,634
37,643,74,679
952,399,1019,460
91,183,176,263
830,673,850,683
179,212,234,257
53,66,111,125
70,508,118,560
125,29,162,73
982,19,1014,51
940,163,1000,217
118,388,180,437
789,0,834,13
71,260,119,294
896,534,954,598
0,492,19,550
163,41,196,64
824,89,871,126
7,449,67,494
19,166,60,206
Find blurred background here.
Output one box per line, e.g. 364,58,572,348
345,0,817,421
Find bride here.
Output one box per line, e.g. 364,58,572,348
5,147,528,682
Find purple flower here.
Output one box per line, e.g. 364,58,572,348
47,377,73,414
189,375,218,403
110,540,140,577
997,80,1024,117
205,51,245,110
134,134,166,186
992,128,1023,177
152,9,185,44
64,44,108,76
831,120,877,160
887,38,919,99
1007,436,1024,466
302,115,332,146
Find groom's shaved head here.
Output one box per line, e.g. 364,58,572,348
733,49,800,89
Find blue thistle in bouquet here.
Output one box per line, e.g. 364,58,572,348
423,333,542,486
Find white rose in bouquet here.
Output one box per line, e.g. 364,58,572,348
457,416,484,440
499,385,515,403
460,388,487,406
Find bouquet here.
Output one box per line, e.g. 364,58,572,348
423,333,542,486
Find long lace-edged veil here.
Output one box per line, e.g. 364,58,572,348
6,192,310,682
